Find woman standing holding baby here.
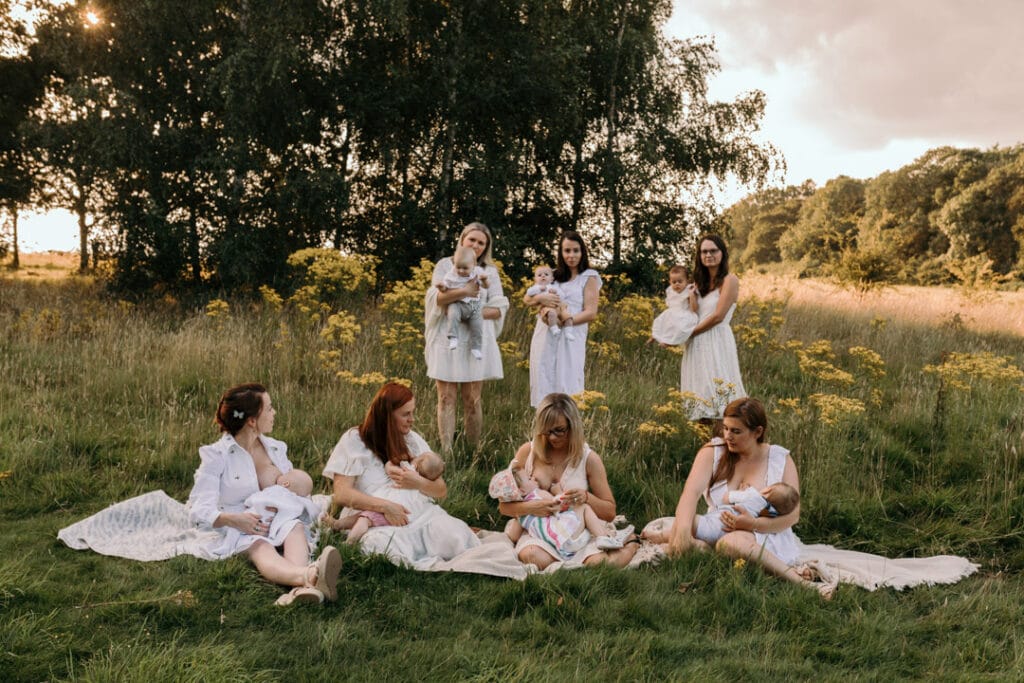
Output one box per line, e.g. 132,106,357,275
424,222,509,451
525,231,601,408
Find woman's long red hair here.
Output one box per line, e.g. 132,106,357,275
359,383,414,465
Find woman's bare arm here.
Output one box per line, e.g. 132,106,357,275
689,274,739,337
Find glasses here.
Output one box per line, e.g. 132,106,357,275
700,248,720,256
546,426,568,437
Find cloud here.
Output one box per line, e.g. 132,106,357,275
674,0,1024,149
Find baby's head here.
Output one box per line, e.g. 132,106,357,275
453,245,477,277
277,468,314,497
413,452,445,481
668,265,690,293
534,265,553,287
510,466,539,496
765,483,799,515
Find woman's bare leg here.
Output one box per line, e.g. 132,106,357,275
716,532,833,597
281,524,310,566
460,381,483,446
517,544,556,570
435,380,458,452
582,536,639,568
248,539,309,587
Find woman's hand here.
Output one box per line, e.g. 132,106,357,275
230,512,267,536
527,496,562,517
382,502,410,526
535,290,561,308
387,462,423,490
559,488,588,509
721,507,755,532
667,533,692,558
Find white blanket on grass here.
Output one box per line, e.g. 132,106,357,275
57,490,662,580
641,517,979,590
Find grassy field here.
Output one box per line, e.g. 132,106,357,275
2,257,1023,681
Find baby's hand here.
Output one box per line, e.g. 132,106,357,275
478,273,489,287
436,283,448,292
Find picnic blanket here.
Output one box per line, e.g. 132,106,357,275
641,517,979,590
57,490,661,579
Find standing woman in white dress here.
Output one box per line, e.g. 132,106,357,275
526,231,601,407
424,222,510,451
679,234,746,420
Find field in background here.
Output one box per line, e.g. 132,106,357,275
1,259,1023,680
1,251,79,279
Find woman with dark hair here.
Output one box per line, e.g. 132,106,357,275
525,231,602,407
424,222,510,451
322,383,479,566
498,393,638,570
662,397,833,597
187,383,341,606
678,234,746,419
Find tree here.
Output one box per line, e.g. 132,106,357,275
778,176,865,273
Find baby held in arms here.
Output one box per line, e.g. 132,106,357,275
489,466,631,559
325,452,446,544
645,483,799,546
244,468,322,542
525,264,575,341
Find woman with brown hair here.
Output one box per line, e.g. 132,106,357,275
323,383,479,566
187,383,341,606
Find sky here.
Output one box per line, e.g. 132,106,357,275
15,0,1024,252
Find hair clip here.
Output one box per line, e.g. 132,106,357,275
232,410,245,419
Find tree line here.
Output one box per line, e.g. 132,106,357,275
0,0,777,290
725,145,1024,287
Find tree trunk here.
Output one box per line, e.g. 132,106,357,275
76,191,89,273
607,0,629,266
11,207,20,269
436,8,462,255
571,138,584,231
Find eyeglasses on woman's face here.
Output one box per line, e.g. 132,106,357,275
700,248,720,256
546,426,568,437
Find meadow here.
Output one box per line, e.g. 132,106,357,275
2,254,1023,681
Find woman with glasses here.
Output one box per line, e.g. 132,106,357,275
498,393,638,569
678,234,746,420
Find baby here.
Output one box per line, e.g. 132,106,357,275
525,264,575,341
489,466,632,559
438,245,489,360
326,452,445,544
243,468,322,544
649,265,698,346
643,483,799,546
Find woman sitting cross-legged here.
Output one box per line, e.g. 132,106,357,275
498,393,638,570
322,382,480,567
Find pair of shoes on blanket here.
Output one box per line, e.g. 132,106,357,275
595,525,635,550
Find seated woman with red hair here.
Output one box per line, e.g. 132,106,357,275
322,383,480,567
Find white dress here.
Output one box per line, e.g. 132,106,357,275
322,428,480,568
651,284,699,345
679,287,746,419
186,434,316,559
424,258,509,382
705,439,801,566
513,445,607,566
529,269,602,407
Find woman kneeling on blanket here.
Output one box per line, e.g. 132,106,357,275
653,396,834,598
323,382,479,567
499,393,639,569
187,383,341,607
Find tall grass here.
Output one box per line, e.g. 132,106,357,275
1,268,1023,680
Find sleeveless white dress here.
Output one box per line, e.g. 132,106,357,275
679,287,746,419
529,269,601,407
705,439,801,565
514,445,606,566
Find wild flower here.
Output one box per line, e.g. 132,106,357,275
870,317,888,331
848,346,886,379
320,311,361,346
379,321,423,366
808,393,866,425
587,340,622,362
614,294,656,341
273,321,291,350
259,285,284,312
733,558,746,570
733,323,769,349
381,259,435,318
205,299,229,318
336,370,389,386
637,421,678,437
287,248,378,303
796,350,855,386
923,352,1024,392
0,470,11,480
288,285,331,324
573,390,608,412
776,397,805,416
499,341,521,359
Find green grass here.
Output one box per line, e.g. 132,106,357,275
1,273,1023,681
